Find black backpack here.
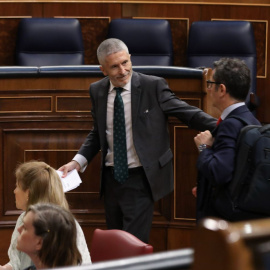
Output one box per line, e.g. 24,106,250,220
214,116,270,221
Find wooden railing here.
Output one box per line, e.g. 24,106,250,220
0,65,210,263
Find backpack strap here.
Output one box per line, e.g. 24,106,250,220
213,115,250,198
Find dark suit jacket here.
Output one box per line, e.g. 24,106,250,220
196,105,261,219
78,71,216,201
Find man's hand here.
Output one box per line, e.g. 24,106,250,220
192,186,197,198
58,160,81,178
194,130,214,148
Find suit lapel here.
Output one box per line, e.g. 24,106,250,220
97,78,110,145
131,72,141,126
212,105,249,136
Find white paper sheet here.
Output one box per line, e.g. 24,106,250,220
57,169,82,192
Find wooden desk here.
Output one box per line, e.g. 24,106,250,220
193,217,270,270
0,65,210,263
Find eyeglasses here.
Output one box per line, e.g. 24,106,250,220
206,80,221,89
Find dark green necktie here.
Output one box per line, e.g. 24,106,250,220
113,87,129,183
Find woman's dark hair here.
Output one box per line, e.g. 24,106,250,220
27,203,82,268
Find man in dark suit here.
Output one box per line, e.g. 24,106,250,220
193,58,261,221
59,38,216,243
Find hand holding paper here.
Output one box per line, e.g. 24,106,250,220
57,169,82,192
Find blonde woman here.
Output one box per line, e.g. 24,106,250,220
0,160,91,270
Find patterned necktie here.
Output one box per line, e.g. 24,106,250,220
113,87,129,183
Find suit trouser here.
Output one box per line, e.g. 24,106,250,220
103,166,154,243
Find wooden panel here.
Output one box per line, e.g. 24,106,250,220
0,77,99,90
0,18,21,66
167,227,196,250
1,127,105,217
43,2,121,19
56,96,91,112
0,3,43,17
1,0,270,4
252,20,268,78
123,3,201,23
0,228,13,265
0,96,52,112
0,72,205,262
167,78,203,94
149,225,168,252
1,0,270,261
173,127,198,220
77,18,110,65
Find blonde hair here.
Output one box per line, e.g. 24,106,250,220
15,160,69,210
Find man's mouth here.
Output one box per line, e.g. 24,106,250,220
118,72,129,80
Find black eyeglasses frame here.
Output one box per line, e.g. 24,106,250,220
206,80,221,89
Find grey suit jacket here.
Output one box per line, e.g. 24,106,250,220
78,71,216,201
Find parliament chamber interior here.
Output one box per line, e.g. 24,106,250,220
0,0,270,269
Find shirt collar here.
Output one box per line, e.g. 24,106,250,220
221,102,245,120
109,75,132,93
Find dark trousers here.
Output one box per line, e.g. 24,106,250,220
103,167,154,243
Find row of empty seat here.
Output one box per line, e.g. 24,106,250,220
14,18,258,109
16,18,84,66
15,18,174,67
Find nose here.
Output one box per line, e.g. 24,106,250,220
17,225,22,234
119,65,125,74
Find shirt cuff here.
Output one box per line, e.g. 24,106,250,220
73,154,88,173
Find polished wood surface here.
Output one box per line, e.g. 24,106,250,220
0,1,268,123
0,70,207,264
193,218,270,270
0,1,270,4
0,0,269,264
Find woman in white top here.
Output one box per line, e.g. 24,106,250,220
17,203,82,269
0,160,91,270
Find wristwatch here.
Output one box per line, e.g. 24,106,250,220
198,144,210,153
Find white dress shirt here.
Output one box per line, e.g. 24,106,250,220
73,76,141,172
220,102,245,120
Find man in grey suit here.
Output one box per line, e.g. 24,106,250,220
59,38,216,243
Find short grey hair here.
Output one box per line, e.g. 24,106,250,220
97,38,129,65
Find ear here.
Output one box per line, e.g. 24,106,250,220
35,236,43,251
99,65,107,76
25,189,30,201
219,84,227,97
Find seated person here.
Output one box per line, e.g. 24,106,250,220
17,203,82,269
0,160,91,270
